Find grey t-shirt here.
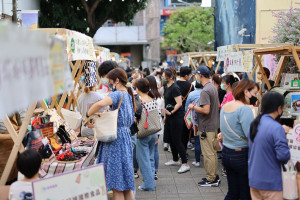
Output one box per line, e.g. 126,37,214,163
78,92,107,137
197,82,220,132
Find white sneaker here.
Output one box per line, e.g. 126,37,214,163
165,160,181,166
191,147,195,151
187,142,194,149
178,164,190,173
192,161,200,167
168,146,171,152
163,143,169,151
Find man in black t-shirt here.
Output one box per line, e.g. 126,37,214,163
176,67,194,150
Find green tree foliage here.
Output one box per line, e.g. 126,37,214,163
162,6,214,53
39,0,148,36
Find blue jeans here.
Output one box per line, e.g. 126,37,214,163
222,146,251,200
154,142,159,172
194,135,201,163
134,136,159,173
136,133,157,191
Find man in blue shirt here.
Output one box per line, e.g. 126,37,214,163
185,80,203,167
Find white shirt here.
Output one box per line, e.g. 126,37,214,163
9,181,33,200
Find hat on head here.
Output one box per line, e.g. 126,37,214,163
84,61,97,87
194,66,210,76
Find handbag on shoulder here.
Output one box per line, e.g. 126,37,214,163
137,100,161,139
93,92,123,142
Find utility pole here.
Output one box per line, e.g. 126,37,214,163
12,0,17,22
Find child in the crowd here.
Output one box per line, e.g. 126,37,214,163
9,149,42,200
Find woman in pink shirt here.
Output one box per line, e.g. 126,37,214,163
220,75,237,108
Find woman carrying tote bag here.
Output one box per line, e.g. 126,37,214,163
135,78,160,191
86,68,136,200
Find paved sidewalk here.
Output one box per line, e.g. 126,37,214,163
135,141,228,200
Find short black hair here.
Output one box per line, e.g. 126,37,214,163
17,149,42,179
195,81,203,89
179,67,192,77
263,67,271,79
98,61,118,77
143,68,150,77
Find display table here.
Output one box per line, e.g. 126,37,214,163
40,139,97,179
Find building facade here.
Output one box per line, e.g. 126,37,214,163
93,0,161,68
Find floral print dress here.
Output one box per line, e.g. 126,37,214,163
96,91,135,191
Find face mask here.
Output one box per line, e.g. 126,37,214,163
249,95,258,105
220,83,226,91
108,83,114,90
275,109,283,122
101,78,109,85
162,78,168,85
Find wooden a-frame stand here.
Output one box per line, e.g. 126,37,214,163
178,52,221,71
253,45,300,90
0,103,37,185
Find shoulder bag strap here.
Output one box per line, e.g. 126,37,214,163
182,84,193,101
140,100,149,127
117,92,124,110
224,114,249,144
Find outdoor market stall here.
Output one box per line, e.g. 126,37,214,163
0,25,100,187
0,24,74,185
178,52,220,71
37,28,97,114
253,45,300,168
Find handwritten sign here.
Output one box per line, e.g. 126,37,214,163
66,30,96,61
182,54,190,67
33,164,108,200
50,36,73,94
287,126,300,164
217,46,227,61
0,22,55,118
98,48,111,64
224,51,244,73
242,50,253,72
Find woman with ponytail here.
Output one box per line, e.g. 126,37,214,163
219,79,259,200
78,61,108,137
134,78,158,191
86,68,136,200
248,92,290,200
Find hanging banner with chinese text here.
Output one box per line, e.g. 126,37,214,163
49,36,73,94
217,46,227,61
0,22,55,118
224,51,244,73
66,30,96,61
242,50,253,72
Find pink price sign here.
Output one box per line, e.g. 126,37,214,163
293,124,300,143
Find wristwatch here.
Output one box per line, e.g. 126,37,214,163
86,112,90,119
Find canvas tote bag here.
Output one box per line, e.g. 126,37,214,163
93,92,123,142
137,100,161,139
282,160,298,200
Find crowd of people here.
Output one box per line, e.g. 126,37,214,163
9,61,291,200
